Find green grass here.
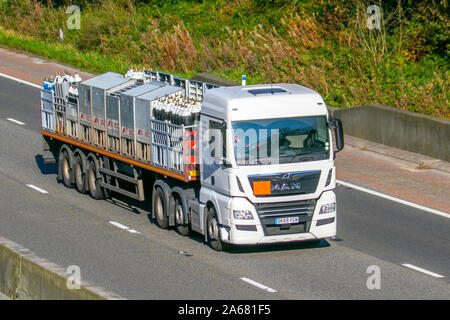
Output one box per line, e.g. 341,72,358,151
0,27,193,79
0,27,126,75
0,0,448,118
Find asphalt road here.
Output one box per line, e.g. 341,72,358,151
0,76,449,299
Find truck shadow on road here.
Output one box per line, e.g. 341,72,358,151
34,154,58,175
222,239,332,254
184,230,332,254
105,192,148,216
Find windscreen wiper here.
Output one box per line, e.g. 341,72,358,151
289,151,326,163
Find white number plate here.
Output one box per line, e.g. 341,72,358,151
275,216,299,225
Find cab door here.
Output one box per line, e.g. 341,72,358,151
200,115,230,195
199,114,232,227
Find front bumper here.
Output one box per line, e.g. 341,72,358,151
223,191,336,245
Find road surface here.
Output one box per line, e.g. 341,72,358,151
0,73,449,300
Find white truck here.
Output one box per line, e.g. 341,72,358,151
40,70,344,250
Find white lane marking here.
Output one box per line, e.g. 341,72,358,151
26,184,48,194
336,179,450,219
402,264,444,278
0,72,41,89
240,277,277,293
6,118,25,125
127,229,140,234
108,221,140,234
109,221,129,230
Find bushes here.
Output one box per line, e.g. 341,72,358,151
0,0,448,118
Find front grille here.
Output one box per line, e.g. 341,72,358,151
255,200,316,236
249,170,321,197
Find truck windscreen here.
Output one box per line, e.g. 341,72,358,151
232,116,330,165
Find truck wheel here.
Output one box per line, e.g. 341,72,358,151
174,197,190,236
74,155,86,193
61,150,73,188
153,187,168,229
206,206,227,251
87,160,103,200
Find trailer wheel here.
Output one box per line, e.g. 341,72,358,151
206,206,227,251
61,150,73,188
74,155,86,193
174,196,190,236
153,187,168,229
87,160,103,200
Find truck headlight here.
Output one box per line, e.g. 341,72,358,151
233,210,254,220
319,203,336,214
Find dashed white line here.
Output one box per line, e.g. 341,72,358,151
6,118,25,125
240,277,277,293
401,264,444,278
0,72,41,89
108,221,140,234
109,221,129,230
336,179,450,219
26,184,48,194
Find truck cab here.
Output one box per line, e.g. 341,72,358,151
197,83,344,249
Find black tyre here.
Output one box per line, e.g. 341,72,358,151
153,187,168,229
174,197,190,236
87,160,103,200
206,206,228,251
74,155,87,193
61,150,73,188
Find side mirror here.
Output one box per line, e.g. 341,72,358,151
329,117,344,154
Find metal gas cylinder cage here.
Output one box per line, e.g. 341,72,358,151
79,72,136,129
40,69,207,181
40,86,55,133
151,119,199,175
115,83,168,159
143,70,220,102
